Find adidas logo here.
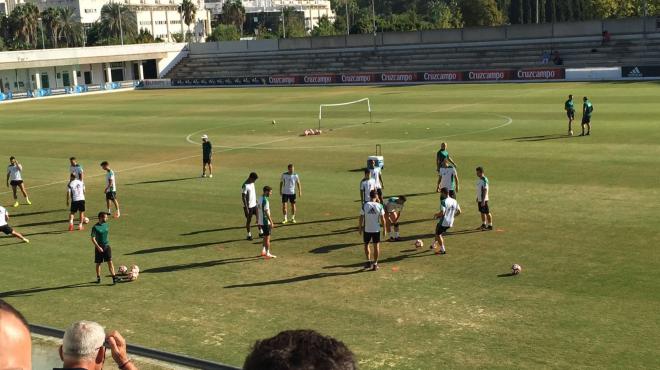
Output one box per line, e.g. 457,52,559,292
628,67,643,78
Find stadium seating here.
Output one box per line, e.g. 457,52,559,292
167,35,660,79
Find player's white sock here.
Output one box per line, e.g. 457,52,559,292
395,232,399,238
107,209,111,214
248,232,252,237
440,245,446,253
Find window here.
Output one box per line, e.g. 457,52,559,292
84,8,97,13
140,21,151,25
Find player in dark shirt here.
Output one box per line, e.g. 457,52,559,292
201,134,213,178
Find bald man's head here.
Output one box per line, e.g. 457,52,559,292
0,299,32,370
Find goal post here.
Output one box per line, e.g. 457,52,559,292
319,98,372,130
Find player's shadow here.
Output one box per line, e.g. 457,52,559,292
11,209,65,218
0,282,97,298
506,134,572,142
309,243,361,254
348,168,368,172
224,270,364,289
497,273,516,278
142,256,261,274
126,239,244,255
23,230,67,237
15,219,67,227
323,250,431,269
181,216,356,236
394,192,436,198
126,177,199,186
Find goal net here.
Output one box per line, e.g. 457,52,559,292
318,98,372,130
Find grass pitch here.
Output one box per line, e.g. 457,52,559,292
1,82,659,369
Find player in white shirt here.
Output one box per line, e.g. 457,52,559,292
359,169,376,206
257,186,276,258
66,174,87,231
359,190,387,271
101,161,120,218
0,206,29,243
476,166,493,231
6,156,31,208
433,187,461,255
436,159,460,198
368,159,384,203
69,157,84,181
385,196,406,241
280,164,302,224
242,172,261,240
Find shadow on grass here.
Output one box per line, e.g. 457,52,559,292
143,256,261,274
224,270,364,289
309,243,361,254
505,134,573,142
23,230,67,237
125,177,199,186
0,282,98,298
323,250,432,269
15,219,67,228
126,239,244,255
497,273,516,278
11,209,65,218
181,216,356,236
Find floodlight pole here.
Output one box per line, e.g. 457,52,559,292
345,0,349,35
281,7,286,38
536,0,540,24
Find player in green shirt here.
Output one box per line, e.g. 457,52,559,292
91,211,117,284
436,142,457,173
581,97,594,136
564,94,575,136
201,134,213,178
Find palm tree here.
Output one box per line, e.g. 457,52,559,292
100,3,136,44
41,7,63,48
9,4,40,48
178,0,197,41
221,0,245,36
59,7,82,47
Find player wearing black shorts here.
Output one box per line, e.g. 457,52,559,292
91,212,117,284
476,167,493,231
242,172,261,240
581,97,593,136
565,94,575,136
201,135,213,178
359,190,386,271
434,188,461,255
0,205,29,243
280,164,302,224
6,157,31,208
66,174,87,231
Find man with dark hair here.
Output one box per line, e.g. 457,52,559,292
359,189,386,271
434,187,461,255
280,163,302,224
201,135,213,178
564,94,575,136
242,172,261,240
243,329,357,370
91,211,117,284
0,204,29,243
257,186,276,258
0,299,32,370
359,168,376,206
70,157,84,181
100,161,120,218
368,159,384,203
581,96,594,136
476,167,493,231
6,156,31,208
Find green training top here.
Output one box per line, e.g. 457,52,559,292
583,101,593,117
91,222,109,246
565,99,574,111
437,150,449,161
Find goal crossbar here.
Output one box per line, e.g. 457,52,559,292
319,98,372,129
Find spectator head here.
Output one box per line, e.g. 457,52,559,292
244,329,356,370
60,321,106,370
0,299,32,370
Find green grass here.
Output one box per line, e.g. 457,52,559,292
1,82,659,369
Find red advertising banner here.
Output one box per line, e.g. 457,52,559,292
515,68,565,80
379,72,418,83
339,73,377,83
302,74,337,84
268,75,299,85
419,71,463,82
465,70,514,81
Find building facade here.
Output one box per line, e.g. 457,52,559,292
26,0,210,42
205,0,334,33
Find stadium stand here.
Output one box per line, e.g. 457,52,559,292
167,19,660,80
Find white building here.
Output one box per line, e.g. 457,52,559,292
205,0,334,32
26,0,211,42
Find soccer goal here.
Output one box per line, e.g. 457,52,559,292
318,98,372,130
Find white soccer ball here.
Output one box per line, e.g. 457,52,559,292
415,239,424,248
118,265,128,274
512,264,522,275
83,217,90,224
272,120,276,125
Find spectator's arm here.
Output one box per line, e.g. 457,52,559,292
107,331,138,370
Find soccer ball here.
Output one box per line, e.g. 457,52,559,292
118,265,128,275
272,120,276,125
83,217,90,224
414,239,424,248
511,264,522,275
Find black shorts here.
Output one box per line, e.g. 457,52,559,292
9,180,23,187
245,206,258,218
363,232,380,244
582,116,591,124
203,157,212,164
261,224,271,236
106,191,117,200
478,201,490,214
282,194,296,204
0,225,14,235
435,224,450,236
94,245,112,263
567,110,575,119
70,200,86,213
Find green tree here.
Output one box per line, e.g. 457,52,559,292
207,24,241,41
460,0,505,26
135,28,155,43
100,3,137,44
9,4,40,49
60,7,83,47
312,15,337,36
178,0,197,41
430,0,464,29
41,7,63,48
221,0,246,36
279,7,306,38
